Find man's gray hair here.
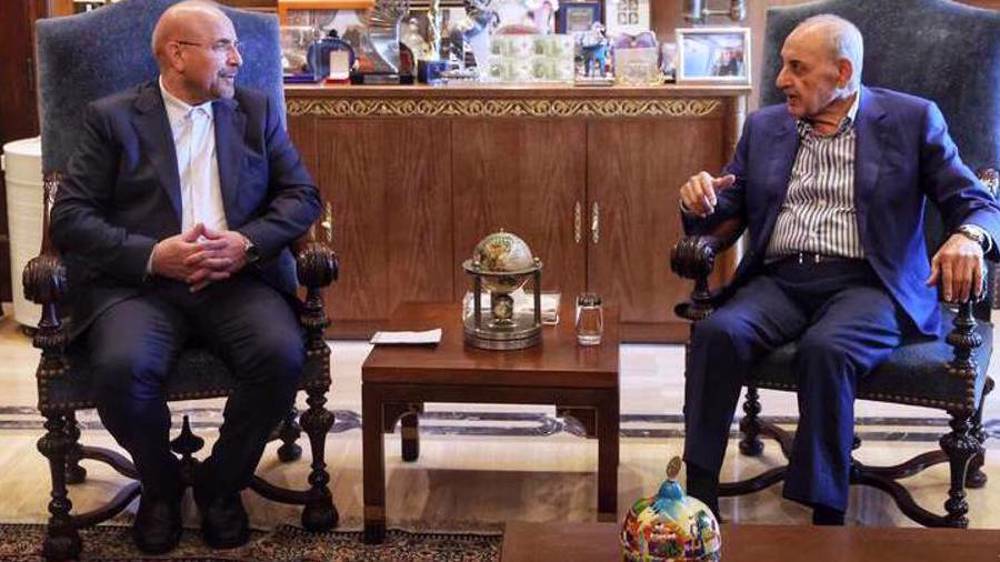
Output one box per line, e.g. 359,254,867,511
796,14,864,90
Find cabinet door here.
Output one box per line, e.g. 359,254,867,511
312,119,453,335
452,119,587,301
587,117,727,342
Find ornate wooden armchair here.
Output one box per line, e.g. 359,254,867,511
671,0,1000,527
28,1,339,560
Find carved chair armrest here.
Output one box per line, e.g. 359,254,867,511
23,253,67,308
935,147,996,384
669,217,745,321
23,253,70,374
295,239,339,290
945,300,984,407
295,239,339,357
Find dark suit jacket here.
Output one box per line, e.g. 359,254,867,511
684,86,1000,336
51,80,321,337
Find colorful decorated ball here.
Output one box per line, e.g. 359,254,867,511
620,457,721,562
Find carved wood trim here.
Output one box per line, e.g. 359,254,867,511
286,97,723,118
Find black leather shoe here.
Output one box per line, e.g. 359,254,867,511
194,484,250,549
812,506,846,526
132,492,182,554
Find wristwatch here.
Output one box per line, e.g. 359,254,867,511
956,224,989,251
241,234,260,264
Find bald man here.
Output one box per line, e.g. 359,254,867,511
678,14,1000,524
51,1,320,553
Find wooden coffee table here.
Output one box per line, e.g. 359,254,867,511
361,302,620,544
501,521,1000,561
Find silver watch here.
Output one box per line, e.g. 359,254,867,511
956,224,988,250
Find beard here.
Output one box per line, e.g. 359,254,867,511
211,71,237,99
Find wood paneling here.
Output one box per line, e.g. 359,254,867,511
587,114,725,331
960,0,1000,7
286,85,746,342
316,119,452,329
0,0,48,303
451,119,587,301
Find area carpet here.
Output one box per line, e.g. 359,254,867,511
0,524,502,562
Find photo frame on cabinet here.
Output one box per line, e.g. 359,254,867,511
675,27,750,85
604,0,649,37
556,1,602,34
277,0,374,26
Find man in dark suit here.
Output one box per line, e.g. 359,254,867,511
50,0,320,553
679,14,1000,525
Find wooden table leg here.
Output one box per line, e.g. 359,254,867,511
401,412,419,462
362,384,386,544
597,390,619,522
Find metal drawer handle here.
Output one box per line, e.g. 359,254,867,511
574,201,582,244
591,201,600,244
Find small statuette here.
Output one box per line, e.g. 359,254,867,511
666,456,682,480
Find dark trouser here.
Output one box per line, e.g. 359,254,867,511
683,256,907,512
86,275,305,499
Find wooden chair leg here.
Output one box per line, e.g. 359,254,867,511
940,410,978,527
299,385,338,531
38,412,82,561
170,415,204,488
277,406,304,463
965,409,988,490
966,378,992,489
64,411,87,485
738,385,764,456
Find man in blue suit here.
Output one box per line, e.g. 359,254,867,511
50,1,320,553
679,14,1000,525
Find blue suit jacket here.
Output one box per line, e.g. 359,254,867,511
51,80,321,337
684,86,1000,336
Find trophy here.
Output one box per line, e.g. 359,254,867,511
349,0,414,84
462,231,543,350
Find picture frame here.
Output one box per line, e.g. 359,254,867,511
277,0,374,25
675,27,751,85
604,0,649,37
556,1,602,34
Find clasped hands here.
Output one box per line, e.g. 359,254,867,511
150,223,250,291
680,170,986,303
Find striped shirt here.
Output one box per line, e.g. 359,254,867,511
766,93,864,259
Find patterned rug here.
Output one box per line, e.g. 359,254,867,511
0,524,502,562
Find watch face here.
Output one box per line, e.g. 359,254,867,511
959,226,986,247
246,244,260,264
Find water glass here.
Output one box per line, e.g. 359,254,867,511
575,293,604,346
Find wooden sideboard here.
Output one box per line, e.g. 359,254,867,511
285,84,747,342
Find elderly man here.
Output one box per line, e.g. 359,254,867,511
679,14,1000,524
50,0,320,553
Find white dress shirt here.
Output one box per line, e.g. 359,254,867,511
159,77,228,233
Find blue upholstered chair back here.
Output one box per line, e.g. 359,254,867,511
35,0,285,176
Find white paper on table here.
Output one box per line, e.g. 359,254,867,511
370,329,442,345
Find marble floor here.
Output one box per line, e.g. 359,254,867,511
0,307,997,532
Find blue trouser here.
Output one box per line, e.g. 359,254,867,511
85,275,305,499
683,256,908,511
